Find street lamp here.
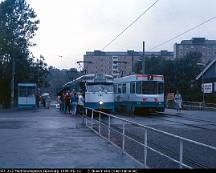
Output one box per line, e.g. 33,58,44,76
196,62,205,106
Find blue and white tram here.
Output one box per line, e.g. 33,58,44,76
114,74,165,114
64,73,114,112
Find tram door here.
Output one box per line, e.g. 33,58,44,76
18,83,37,108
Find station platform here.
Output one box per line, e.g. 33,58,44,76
0,107,142,168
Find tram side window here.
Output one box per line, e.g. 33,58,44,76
118,84,122,94
122,83,126,94
114,84,117,94
158,82,164,94
136,81,141,94
130,82,135,94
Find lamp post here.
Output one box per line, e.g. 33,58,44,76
142,41,145,74
197,63,205,106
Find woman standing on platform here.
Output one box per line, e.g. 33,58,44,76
174,90,183,112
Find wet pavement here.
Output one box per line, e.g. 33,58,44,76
0,108,142,168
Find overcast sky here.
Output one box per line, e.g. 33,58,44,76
26,0,216,69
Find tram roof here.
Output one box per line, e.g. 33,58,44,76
63,73,113,88
114,74,164,83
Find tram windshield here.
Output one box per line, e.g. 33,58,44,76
136,81,164,94
86,82,113,92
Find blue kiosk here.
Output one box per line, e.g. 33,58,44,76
17,83,37,109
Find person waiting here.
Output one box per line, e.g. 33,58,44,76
78,93,85,115
71,93,78,116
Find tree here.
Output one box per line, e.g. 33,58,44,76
174,52,202,100
0,0,40,107
47,67,82,97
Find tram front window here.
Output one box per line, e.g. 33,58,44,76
141,81,164,94
86,83,113,92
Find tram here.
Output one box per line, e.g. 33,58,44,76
113,74,165,114
63,73,114,112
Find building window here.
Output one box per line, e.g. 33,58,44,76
113,66,118,69
112,56,118,59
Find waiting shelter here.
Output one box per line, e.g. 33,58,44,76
17,83,37,109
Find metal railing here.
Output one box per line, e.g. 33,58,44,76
183,101,216,111
166,100,216,111
82,107,216,168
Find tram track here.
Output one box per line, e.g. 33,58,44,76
154,113,216,130
112,111,216,131
161,112,216,126
147,138,210,168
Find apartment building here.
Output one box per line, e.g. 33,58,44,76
174,38,216,64
83,50,173,78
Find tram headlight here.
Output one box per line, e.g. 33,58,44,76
99,100,104,105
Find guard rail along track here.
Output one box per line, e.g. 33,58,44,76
81,107,216,168
167,101,216,111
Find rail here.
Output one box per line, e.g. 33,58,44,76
183,101,216,111
81,107,216,168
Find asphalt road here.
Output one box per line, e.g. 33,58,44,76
0,108,142,169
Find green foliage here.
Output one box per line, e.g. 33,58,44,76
47,67,81,96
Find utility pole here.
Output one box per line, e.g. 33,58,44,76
132,51,134,74
142,41,145,74
77,61,93,74
11,55,15,107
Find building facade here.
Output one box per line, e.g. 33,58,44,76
84,50,173,78
174,38,216,64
